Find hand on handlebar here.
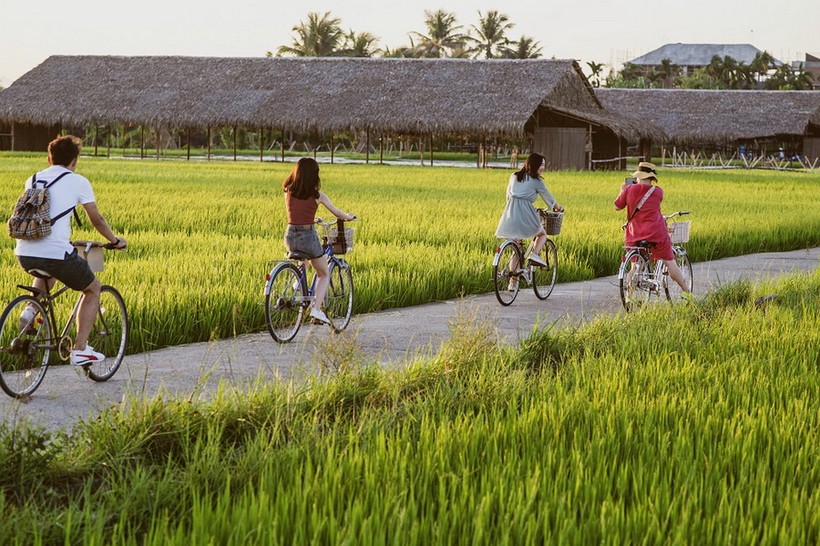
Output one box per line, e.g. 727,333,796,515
105,237,127,250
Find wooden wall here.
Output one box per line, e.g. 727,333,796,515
533,127,586,170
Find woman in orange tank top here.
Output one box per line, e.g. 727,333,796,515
283,158,356,325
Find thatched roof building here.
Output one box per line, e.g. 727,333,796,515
595,88,820,159
0,55,662,168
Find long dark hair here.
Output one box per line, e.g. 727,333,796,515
514,153,546,182
282,157,321,199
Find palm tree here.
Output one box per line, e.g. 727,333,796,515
340,30,380,57
655,58,679,88
586,61,605,87
409,9,468,58
499,36,542,59
466,10,514,59
750,51,775,85
275,12,346,57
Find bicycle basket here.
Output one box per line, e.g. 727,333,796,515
538,210,564,236
328,226,355,254
72,242,104,272
668,221,690,244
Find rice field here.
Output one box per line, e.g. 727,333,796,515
0,154,818,352
0,269,817,544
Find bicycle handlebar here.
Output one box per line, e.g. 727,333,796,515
314,216,358,226
663,211,691,220
72,240,127,251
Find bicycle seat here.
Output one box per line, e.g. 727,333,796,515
287,250,312,260
26,269,53,279
635,240,656,249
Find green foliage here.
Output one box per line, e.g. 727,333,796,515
0,271,818,543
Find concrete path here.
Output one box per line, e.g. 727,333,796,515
2,247,817,433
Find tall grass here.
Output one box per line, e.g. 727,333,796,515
0,270,817,544
1,154,818,351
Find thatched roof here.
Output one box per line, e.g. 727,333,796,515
596,88,820,145
0,55,657,140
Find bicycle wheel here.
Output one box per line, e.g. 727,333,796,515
664,248,694,300
619,251,652,312
0,296,51,398
325,260,354,333
265,262,305,343
531,238,558,300
85,286,128,382
493,241,523,306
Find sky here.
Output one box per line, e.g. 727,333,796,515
1,0,816,88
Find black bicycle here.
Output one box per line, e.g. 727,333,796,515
0,241,128,398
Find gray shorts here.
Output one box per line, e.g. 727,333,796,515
17,249,96,291
284,224,324,259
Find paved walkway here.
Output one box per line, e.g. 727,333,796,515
2,248,817,432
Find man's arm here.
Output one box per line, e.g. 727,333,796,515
82,202,127,248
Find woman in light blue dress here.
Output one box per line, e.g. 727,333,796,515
495,153,564,272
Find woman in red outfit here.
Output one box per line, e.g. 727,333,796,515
283,158,356,325
614,162,692,296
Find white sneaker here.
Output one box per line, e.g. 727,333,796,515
309,308,330,325
507,279,519,292
18,305,38,332
70,344,106,366
528,253,547,267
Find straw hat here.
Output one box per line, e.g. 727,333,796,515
631,161,658,180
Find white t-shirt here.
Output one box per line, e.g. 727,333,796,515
14,165,96,260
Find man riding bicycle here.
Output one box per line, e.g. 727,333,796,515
13,135,127,365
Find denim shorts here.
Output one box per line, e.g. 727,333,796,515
284,224,324,259
17,249,96,291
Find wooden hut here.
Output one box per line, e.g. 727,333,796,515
596,88,820,164
0,55,658,170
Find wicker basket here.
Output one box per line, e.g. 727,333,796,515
539,210,564,236
328,227,355,254
668,221,690,244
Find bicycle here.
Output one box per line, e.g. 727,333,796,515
618,211,693,312
492,209,562,306
264,218,357,343
0,241,129,398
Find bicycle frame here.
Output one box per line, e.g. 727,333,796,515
18,279,84,359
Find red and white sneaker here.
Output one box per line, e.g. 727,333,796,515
70,344,106,366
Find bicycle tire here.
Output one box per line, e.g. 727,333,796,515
265,262,305,343
85,286,128,382
325,260,354,332
493,241,522,306
664,248,694,300
619,250,651,312
0,295,51,398
531,238,558,300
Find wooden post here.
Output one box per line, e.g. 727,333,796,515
419,136,424,166
366,129,370,164
281,126,285,162
106,125,111,158
186,128,191,161
379,135,383,165
429,133,433,166
156,125,161,160
330,134,335,164
94,125,99,156
259,126,264,162
140,126,144,159
233,125,238,161
207,127,211,161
